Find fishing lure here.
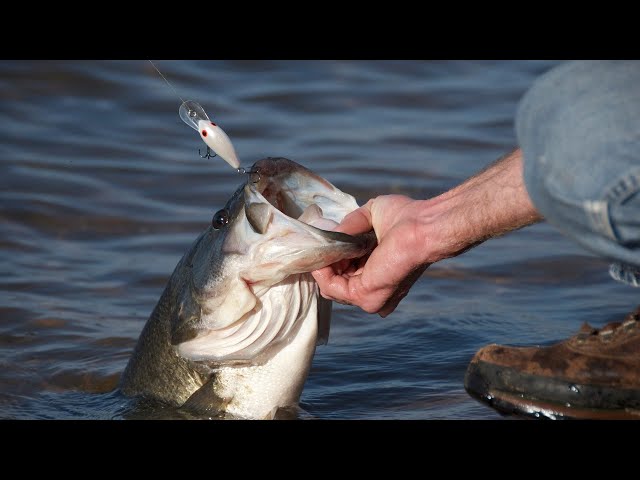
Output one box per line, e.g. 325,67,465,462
149,60,245,173
179,100,240,169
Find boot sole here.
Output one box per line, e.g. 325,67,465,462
465,360,640,420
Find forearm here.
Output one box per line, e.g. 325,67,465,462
415,148,543,263
312,148,541,315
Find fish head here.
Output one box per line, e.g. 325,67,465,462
171,157,375,366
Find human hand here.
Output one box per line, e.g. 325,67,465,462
312,149,543,317
312,195,431,317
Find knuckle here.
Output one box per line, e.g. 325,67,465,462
319,291,332,300
361,300,382,314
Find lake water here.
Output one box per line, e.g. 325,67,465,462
1,60,637,419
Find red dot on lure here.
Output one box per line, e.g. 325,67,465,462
201,130,207,137
211,121,217,126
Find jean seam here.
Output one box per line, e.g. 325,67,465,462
602,167,640,205
541,177,619,242
583,200,617,241
543,169,640,244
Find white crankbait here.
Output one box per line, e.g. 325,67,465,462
178,100,240,169
148,60,243,172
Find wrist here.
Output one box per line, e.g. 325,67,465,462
413,196,477,265
412,149,543,265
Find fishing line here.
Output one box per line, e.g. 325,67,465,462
148,60,185,104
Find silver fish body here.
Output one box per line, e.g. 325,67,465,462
120,157,375,419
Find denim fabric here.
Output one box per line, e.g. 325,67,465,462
516,60,640,287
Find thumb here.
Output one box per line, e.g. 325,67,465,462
334,200,374,236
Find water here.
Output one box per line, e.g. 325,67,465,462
1,60,636,420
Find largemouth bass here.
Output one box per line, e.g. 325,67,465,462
120,157,375,419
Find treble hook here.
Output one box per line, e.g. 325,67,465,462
199,146,217,159
237,167,261,184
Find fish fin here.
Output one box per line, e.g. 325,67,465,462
181,376,228,416
316,295,332,346
271,405,314,420
170,284,203,345
263,406,279,420
246,202,273,234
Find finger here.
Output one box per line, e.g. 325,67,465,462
377,265,429,317
333,258,353,275
311,266,346,301
333,200,375,236
311,267,361,304
378,295,403,318
340,252,370,276
343,262,360,275
311,268,337,301
378,285,411,317
311,266,334,288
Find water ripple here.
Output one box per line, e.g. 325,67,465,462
2,60,636,420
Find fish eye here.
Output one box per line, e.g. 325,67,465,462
212,209,230,230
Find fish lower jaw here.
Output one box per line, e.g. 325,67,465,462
212,303,318,420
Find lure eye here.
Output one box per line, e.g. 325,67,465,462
212,209,230,229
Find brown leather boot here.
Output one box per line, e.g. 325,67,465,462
465,307,640,419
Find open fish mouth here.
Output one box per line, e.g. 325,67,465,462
247,156,358,228
173,157,375,365
235,157,376,286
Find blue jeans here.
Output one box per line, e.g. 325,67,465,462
516,60,640,287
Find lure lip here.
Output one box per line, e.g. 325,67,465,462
179,100,210,131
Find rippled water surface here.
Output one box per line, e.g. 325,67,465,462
2,60,637,419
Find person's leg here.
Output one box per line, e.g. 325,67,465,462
465,61,640,419
517,60,640,284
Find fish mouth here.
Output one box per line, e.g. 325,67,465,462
238,157,376,283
